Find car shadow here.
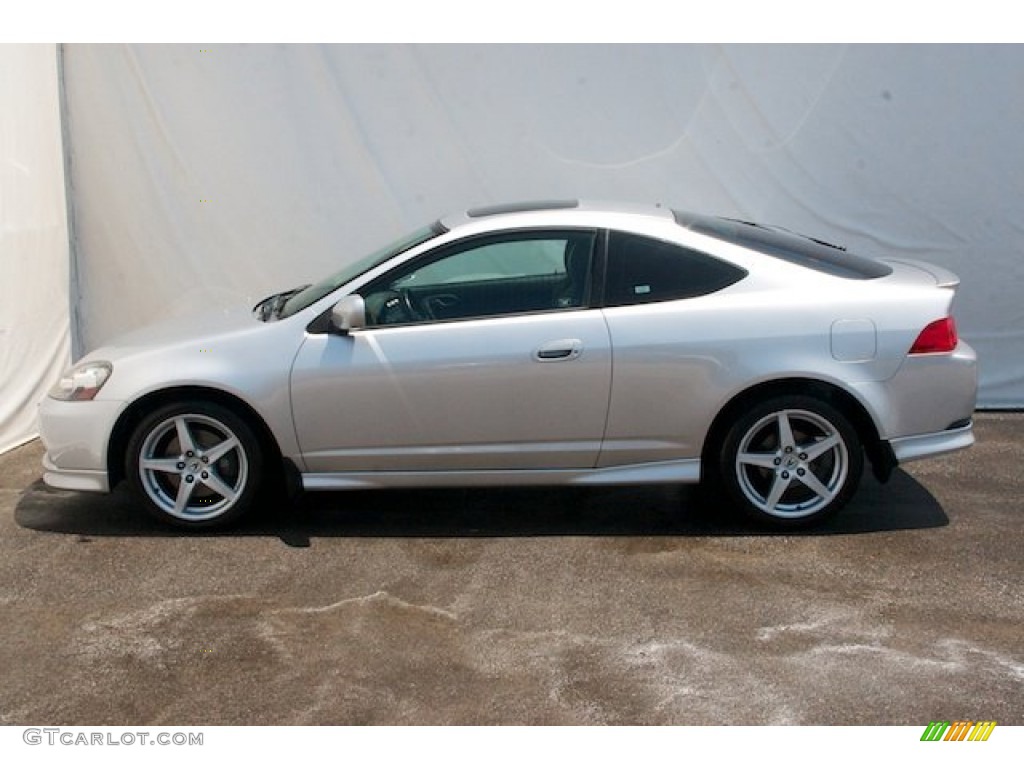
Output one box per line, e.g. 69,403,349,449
14,469,947,547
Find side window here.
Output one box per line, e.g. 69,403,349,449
604,231,746,307
395,239,567,288
361,230,596,326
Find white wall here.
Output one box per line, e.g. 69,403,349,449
0,44,71,454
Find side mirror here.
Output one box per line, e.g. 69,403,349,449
329,294,366,334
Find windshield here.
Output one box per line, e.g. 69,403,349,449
277,222,446,319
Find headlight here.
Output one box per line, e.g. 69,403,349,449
48,361,113,401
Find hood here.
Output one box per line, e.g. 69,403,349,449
82,304,267,363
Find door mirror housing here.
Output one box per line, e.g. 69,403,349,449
329,294,366,334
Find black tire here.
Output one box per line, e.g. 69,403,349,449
126,400,264,529
717,395,863,528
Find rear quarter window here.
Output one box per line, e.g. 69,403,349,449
604,230,747,307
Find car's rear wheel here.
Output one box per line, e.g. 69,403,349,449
126,401,263,529
719,395,863,527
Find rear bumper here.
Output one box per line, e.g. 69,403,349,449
889,421,975,463
851,340,977,441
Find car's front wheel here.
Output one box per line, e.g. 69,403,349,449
126,401,263,528
718,395,863,527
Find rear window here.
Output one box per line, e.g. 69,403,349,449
672,210,893,280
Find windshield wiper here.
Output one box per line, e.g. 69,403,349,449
255,285,310,321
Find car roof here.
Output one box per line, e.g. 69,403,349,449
439,201,893,282
440,199,676,231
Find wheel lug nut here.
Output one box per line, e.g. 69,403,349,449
201,472,209,480
186,450,194,458
185,475,194,483
176,462,185,470
202,455,210,463
799,453,807,460
773,458,781,466
797,468,806,476
785,446,793,453
781,471,790,479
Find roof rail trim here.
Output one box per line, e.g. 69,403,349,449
466,200,579,218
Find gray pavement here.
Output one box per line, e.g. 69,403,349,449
1,413,1021,725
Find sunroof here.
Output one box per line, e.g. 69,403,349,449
466,200,579,218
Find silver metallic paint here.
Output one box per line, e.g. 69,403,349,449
38,201,977,500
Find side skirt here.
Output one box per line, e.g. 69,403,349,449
301,458,702,491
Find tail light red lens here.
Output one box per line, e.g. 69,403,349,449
910,317,958,354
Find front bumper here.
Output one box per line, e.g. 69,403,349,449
38,396,123,494
42,452,110,492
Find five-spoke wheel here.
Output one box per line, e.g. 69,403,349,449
127,401,263,528
719,396,863,527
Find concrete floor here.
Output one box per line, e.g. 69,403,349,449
1,413,1021,725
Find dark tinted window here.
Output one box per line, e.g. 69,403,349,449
672,210,893,279
604,231,747,307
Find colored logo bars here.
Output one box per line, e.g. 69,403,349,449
920,721,996,742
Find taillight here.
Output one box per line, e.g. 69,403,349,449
909,317,958,354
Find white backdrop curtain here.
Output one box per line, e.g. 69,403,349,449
3,44,1022,455
0,44,70,454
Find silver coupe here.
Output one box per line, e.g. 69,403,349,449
38,201,977,528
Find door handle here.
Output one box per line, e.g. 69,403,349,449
534,338,583,362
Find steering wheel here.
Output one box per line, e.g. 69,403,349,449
367,289,425,325
399,288,428,321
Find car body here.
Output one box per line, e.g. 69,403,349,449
38,200,977,528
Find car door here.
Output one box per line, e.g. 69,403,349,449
598,229,749,468
289,229,612,473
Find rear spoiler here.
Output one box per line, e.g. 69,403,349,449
881,258,960,289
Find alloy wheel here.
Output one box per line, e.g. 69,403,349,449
137,413,249,522
733,408,850,519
